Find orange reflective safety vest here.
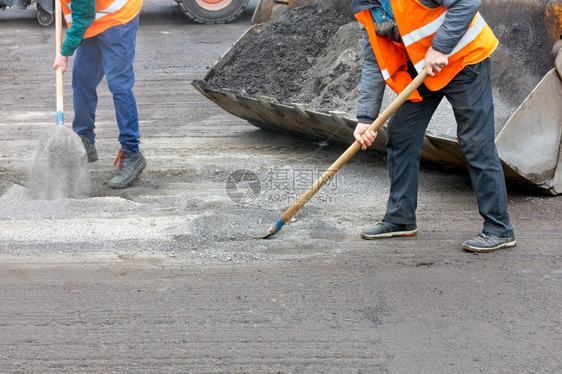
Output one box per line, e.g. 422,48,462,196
61,0,142,39
355,0,498,101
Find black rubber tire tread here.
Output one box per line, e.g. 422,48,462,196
175,0,249,24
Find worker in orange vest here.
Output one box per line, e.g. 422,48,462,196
352,0,515,253
53,0,145,189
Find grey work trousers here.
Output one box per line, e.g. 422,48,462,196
383,58,514,237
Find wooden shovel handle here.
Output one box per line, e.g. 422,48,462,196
279,70,429,224
55,0,64,124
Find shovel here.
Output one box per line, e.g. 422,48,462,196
28,0,90,200
261,70,428,239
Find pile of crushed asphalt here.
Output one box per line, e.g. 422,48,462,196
207,3,355,106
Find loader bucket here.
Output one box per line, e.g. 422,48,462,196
496,54,562,194
195,0,562,194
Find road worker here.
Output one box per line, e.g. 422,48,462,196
352,0,516,252
53,0,145,189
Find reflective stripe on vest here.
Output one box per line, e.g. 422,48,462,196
402,11,489,75
62,0,141,38
64,0,130,24
355,0,498,94
391,0,498,91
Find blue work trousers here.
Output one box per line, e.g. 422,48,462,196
72,15,140,152
383,58,514,237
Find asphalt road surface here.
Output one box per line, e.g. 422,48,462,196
0,1,560,373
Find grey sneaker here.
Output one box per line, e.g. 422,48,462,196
108,149,146,189
462,233,516,253
361,221,418,240
79,134,98,162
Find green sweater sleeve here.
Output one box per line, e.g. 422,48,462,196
60,0,96,56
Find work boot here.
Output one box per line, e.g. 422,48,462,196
108,149,146,189
462,233,516,253
361,222,418,240
79,135,98,162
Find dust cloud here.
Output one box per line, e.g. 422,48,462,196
28,126,90,200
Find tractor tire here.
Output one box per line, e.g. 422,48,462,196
176,0,249,24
